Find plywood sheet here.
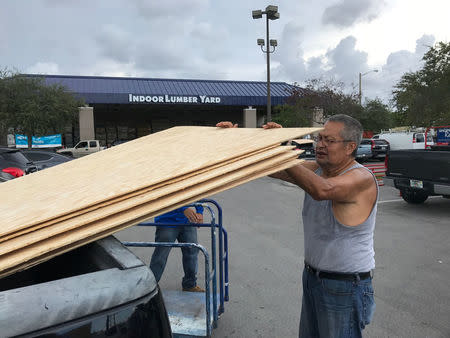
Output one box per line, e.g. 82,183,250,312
0,126,321,236
0,150,302,256
0,157,302,278
0,145,294,243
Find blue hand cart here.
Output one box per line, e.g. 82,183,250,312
122,199,229,337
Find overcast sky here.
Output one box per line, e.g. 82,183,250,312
1,0,449,104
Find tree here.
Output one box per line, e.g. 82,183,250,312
273,78,362,127
0,69,83,147
393,41,450,126
273,78,395,133
359,98,394,133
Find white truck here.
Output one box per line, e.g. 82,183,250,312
57,140,105,158
372,130,434,150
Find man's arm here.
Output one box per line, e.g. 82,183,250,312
286,165,374,202
269,161,319,185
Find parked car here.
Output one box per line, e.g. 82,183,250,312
0,236,172,337
57,140,106,158
356,139,389,162
356,139,373,162
371,139,390,159
22,149,73,170
291,139,315,159
0,147,38,177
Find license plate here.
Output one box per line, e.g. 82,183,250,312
410,179,423,188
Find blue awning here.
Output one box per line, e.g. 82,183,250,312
26,74,294,106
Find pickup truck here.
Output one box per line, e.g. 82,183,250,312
0,236,172,337
57,140,105,158
383,126,450,204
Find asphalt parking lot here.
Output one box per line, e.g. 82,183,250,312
117,174,450,338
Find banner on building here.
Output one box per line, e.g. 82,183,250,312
14,134,28,148
32,134,62,148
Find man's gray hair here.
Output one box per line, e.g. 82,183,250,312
326,114,363,157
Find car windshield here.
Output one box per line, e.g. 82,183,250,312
76,142,88,149
1,151,30,164
374,140,388,145
24,152,52,161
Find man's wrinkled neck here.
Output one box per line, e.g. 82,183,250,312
320,158,356,178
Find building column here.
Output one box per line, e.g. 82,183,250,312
79,106,95,140
243,106,257,128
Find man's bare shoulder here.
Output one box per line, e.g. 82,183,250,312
341,166,377,190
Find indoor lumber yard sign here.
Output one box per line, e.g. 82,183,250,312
128,94,222,104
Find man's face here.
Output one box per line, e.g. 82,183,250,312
315,121,356,167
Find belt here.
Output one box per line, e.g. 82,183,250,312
305,262,371,281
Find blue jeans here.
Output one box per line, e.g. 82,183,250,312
149,225,199,289
299,267,375,338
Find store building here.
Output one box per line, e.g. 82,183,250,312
36,75,294,147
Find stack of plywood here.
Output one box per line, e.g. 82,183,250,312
0,126,321,278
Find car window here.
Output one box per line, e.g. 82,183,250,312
360,140,371,145
426,134,433,142
0,151,29,163
76,141,88,149
415,133,425,143
89,141,97,147
25,152,52,161
374,140,388,145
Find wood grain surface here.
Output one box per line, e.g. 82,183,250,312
0,126,321,236
0,157,302,278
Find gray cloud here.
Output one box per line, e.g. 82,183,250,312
272,33,435,103
95,25,135,63
325,36,368,85
133,0,209,19
322,0,385,28
272,21,307,80
0,1,442,103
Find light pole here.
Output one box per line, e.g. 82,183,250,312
359,69,378,105
252,5,279,123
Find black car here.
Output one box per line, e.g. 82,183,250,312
291,139,315,159
0,236,172,337
371,139,390,159
0,147,38,177
22,149,73,170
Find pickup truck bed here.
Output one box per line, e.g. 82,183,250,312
384,149,450,203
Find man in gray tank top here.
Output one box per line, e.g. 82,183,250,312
217,115,377,337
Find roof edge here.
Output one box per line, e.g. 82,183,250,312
22,73,292,86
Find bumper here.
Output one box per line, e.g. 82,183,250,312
384,176,450,195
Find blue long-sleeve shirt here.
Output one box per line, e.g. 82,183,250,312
154,205,204,224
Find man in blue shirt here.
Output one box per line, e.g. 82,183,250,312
150,204,205,292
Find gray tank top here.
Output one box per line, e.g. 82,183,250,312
302,162,378,273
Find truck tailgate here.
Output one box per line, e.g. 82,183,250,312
387,150,450,184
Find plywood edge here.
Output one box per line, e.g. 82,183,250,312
0,157,303,278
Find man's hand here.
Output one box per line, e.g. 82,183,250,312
216,121,238,128
183,208,203,223
262,122,282,129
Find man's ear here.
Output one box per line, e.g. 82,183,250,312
346,142,357,156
